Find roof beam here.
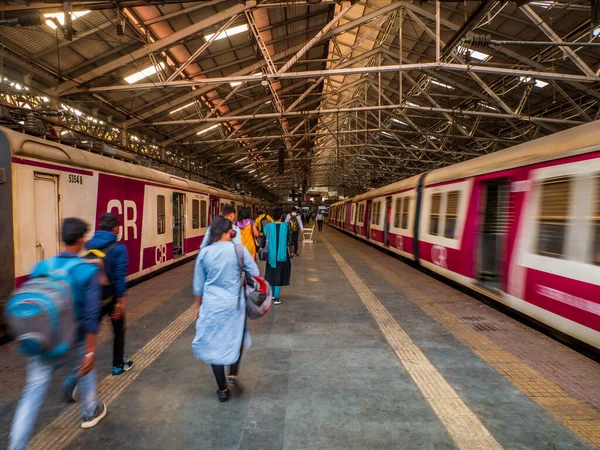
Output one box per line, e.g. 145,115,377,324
56,2,251,95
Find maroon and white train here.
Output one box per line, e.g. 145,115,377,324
330,120,600,350
0,126,266,322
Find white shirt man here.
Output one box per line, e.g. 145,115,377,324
316,212,325,231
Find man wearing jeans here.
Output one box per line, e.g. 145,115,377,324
9,218,106,450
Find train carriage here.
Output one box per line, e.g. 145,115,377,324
0,126,264,320
330,120,600,350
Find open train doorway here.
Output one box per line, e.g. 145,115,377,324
477,178,510,290
384,196,392,246
172,192,185,258
33,173,59,262
209,198,218,224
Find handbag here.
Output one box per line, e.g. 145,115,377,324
234,245,272,319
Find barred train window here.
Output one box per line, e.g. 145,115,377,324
200,200,207,228
430,193,441,235
157,195,165,235
401,197,411,229
375,201,382,225
444,191,460,238
594,177,600,265
394,198,402,228
537,177,571,258
372,202,378,225
192,200,200,229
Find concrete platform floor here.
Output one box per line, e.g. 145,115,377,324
1,226,599,449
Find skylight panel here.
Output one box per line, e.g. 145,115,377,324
593,27,600,37
392,118,408,126
230,82,242,87
196,124,219,135
124,62,165,84
44,10,90,29
457,45,490,61
429,79,454,90
205,24,249,41
519,76,549,88
169,101,196,114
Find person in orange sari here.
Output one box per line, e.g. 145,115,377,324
236,207,259,259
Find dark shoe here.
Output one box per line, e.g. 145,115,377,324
63,373,79,403
273,298,282,305
81,402,107,429
112,360,134,376
217,388,230,402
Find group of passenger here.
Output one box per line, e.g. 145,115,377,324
8,214,131,450
8,204,320,448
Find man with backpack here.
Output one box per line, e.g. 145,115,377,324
285,208,303,257
8,218,106,450
85,213,133,376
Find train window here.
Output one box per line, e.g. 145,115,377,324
394,198,402,228
536,177,571,258
430,193,441,235
372,201,381,225
201,200,207,228
401,197,411,229
192,200,200,229
444,191,460,238
157,195,165,235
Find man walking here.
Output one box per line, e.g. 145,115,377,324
316,211,325,232
85,213,133,375
285,208,303,256
201,205,242,250
9,218,106,450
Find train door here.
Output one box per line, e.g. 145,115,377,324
353,204,358,233
477,178,510,289
172,192,185,258
34,173,59,262
209,197,218,224
365,199,372,238
384,196,392,246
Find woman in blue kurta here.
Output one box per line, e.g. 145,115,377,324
192,216,259,402
264,208,292,305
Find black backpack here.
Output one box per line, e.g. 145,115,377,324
83,242,119,303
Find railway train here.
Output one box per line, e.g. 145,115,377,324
329,120,600,351
0,126,266,321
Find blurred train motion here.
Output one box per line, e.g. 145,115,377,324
330,121,600,350
0,126,266,333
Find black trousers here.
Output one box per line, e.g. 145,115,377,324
290,231,300,254
211,342,244,391
101,301,125,368
317,220,323,231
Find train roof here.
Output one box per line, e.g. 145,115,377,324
0,127,262,204
333,120,600,207
425,120,600,185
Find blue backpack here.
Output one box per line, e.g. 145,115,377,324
5,258,83,358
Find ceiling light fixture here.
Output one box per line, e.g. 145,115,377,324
196,124,219,135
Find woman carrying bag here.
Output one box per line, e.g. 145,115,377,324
192,216,259,402
263,208,292,305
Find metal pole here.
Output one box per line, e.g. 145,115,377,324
435,0,440,63
399,9,403,105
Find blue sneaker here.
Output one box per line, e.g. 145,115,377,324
112,360,134,376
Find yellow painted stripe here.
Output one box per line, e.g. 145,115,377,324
357,244,600,449
322,237,502,450
29,304,197,450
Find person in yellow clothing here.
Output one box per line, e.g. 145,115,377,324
255,211,274,236
236,207,259,259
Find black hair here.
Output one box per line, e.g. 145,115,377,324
271,207,283,221
206,216,232,246
62,218,89,246
221,204,235,217
239,206,251,221
100,212,119,231
257,210,264,216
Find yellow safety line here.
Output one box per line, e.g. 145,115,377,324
345,235,600,449
322,238,502,450
29,304,197,450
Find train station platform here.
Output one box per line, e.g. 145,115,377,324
1,226,600,449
